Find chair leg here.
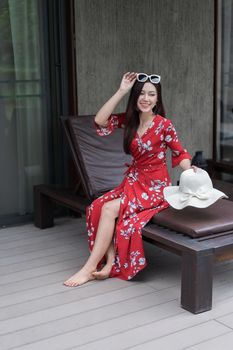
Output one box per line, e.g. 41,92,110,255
181,250,214,313
34,186,54,229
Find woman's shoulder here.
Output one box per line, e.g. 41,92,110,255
156,114,170,124
155,115,177,131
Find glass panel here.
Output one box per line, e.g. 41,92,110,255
216,0,233,164
0,0,51,221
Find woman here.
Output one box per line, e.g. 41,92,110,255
64,72,193,287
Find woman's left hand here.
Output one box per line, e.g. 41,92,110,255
190,165,199,172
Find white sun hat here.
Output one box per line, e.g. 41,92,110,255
163,168,228,210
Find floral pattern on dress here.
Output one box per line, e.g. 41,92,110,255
94,113,125,136
86,113,191,280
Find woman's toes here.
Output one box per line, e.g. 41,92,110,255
63,280,71,286
63,268,96,287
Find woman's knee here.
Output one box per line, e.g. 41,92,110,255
101,200,120,219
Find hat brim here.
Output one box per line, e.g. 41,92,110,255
163,186,228,210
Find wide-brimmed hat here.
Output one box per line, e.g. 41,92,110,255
163,168,228,210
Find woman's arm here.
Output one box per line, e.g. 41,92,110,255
163,118,197,172
94,72,137,127
94,89,127,127
179,158,191,170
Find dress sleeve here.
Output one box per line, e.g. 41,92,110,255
94,113,126,136
164,119,192,168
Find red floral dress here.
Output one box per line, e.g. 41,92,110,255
86,114,191,280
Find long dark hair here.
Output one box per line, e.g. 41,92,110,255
123,80,166,154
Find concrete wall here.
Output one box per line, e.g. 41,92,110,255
75,0,214,183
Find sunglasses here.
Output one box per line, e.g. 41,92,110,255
137,73,161,84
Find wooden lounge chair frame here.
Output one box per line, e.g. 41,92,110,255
34,115,233,314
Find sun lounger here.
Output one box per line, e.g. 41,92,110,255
34,115,233,314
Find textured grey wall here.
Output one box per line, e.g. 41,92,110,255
75,0,214,182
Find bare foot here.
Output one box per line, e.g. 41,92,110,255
63,267,96,287
92,264,112,280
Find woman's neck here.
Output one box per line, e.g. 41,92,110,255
139,112,155,125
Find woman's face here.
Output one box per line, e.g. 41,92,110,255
136,82,158,114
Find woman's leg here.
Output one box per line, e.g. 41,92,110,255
93,241,115,279
64,198,121,287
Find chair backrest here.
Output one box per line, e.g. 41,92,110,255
61,115,132,201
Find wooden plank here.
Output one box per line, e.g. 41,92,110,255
109,320,229,350
1,218,233,350
142,225,207,253
72,321,229,350
0,249,85,275
3,300,182,350
213,280,233,303
0,259,91,308
0,219,85,243
0,235,82,258
143,225,233,253
217,312,233,329
175,331,233,350
0,223,39,236
0,278,130,321
0,267,84,299
0,287,178,350
0,227,84,251
67,295,233,350
34,185,89,228
0,284,156,335
0,241,82,268
34,186,90,210
216,250,233,262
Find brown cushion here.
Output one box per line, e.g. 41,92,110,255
152,199,233,238
67,115,131,198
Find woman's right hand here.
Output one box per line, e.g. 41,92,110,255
95,72,137,126
119,72,137,93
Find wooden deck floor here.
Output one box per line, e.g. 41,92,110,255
1,217,233,350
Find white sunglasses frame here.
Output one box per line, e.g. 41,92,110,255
136,73,161,84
